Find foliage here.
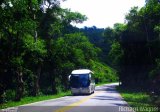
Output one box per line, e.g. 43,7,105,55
80,27,109,63
108,41,124,66
0,0,118,104
104,0,160,90
99,0,160,107
90,60,118,82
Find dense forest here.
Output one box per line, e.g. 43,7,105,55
105,0,160,106
0,0,117,104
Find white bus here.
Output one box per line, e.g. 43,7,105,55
69,69,95,95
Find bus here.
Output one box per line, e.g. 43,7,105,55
68,69,95,95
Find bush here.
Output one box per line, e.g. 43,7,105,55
5,90,16,102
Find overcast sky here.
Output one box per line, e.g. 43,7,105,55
61,0,145,28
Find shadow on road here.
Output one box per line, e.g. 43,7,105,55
91,84,129,107
91,95,122,101
96,84,118,93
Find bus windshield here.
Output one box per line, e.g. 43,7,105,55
70,74,90,88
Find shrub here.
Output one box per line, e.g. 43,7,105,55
5,90,16,102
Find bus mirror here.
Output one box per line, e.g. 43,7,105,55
68,75,71,81
89,74,91,80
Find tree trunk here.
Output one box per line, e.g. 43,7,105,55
33,65,41,96
15,69,24,101
0,83,5,103
52,80,57,94
52,69,57,94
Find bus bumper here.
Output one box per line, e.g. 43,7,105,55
71,87,91,95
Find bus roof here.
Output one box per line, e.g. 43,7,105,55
71,69,93,74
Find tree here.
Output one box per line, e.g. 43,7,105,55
106,0,160,89
0,0,39,101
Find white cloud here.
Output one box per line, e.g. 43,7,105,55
61,0,145,28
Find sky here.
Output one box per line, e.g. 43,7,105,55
61,0,146,28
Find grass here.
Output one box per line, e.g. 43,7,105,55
0,91,71,109
117,86,158,112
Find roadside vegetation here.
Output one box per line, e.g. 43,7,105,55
117,87,152,107
117,86,158,112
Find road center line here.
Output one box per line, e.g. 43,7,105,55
54,91,100,112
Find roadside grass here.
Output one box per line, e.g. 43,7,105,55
117,86,158,112
0,91,71,109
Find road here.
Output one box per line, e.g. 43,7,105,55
1,83,133,112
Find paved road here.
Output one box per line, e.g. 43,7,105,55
1,83,133,112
